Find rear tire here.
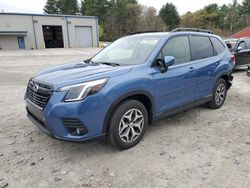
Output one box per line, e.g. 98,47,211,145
206,78,228,109
107,100,148,150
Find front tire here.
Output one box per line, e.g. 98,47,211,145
107,100,148,150
206,78,228,109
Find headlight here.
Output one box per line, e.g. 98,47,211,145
57,78,108,102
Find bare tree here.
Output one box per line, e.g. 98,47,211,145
139,6,166,31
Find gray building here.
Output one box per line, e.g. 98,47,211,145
0,13,99,50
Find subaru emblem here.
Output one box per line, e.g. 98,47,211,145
33,84,39,92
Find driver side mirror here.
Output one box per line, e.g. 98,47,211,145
157,56,175,73
236,46,243,52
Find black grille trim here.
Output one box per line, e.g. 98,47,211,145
26,79,52,109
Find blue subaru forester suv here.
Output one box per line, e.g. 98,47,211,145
25,28,234,150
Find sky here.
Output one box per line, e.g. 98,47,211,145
0,0,243,15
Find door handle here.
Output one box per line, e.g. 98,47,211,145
189,67,195,72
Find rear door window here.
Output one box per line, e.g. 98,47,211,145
210,37,225,55
189,36,214,60
244,39,250,49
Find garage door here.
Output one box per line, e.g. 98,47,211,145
75,26,93,48
0,36,19,50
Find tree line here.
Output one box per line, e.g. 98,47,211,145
181,0,250,36
44,0,250,41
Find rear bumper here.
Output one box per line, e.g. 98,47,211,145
234,64,248,69
25,91,111,142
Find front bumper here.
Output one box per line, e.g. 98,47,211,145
25,91,111,142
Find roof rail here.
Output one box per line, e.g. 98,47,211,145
172,28,214,34
126,31,160,35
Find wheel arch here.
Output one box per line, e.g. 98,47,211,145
217,72,233,89
102,90,155,134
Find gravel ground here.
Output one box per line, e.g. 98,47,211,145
0,49,250,188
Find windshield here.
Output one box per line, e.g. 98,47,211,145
91,36,161,65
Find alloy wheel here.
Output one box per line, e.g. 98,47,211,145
118,108,144,143
215,83,226,106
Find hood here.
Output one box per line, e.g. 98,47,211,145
34,61,133,89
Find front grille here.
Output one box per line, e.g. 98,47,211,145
26,80,52,109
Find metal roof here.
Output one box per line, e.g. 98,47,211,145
232,26,250,39
0,31,27,36
0,12,98,20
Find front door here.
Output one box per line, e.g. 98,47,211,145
235,40,250,66
152,35,196,116
17,36,25,49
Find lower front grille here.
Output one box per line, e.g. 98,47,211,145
26,107,52,136
63,118,88,136
26,80,52,109
27,108,46,129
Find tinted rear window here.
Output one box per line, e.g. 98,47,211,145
190,36,214,60
244,39,250,49
210,37,225,54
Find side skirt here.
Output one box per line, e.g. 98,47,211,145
155,95,212,121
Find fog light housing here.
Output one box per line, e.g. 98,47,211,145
62,118,88,136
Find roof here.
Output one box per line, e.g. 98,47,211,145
128,32,169,37
127,28,216,37
0,31,27,36
224,38,238,43
127,30,216,38
232,26,250,39
0,12,98,20
172,28,214,34
126,31,217,41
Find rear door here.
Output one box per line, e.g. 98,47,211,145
152,35,196,116
189,35,219,101
234,40,250,66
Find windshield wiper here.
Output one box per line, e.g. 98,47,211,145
84,59,99,65
98,62,120,67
